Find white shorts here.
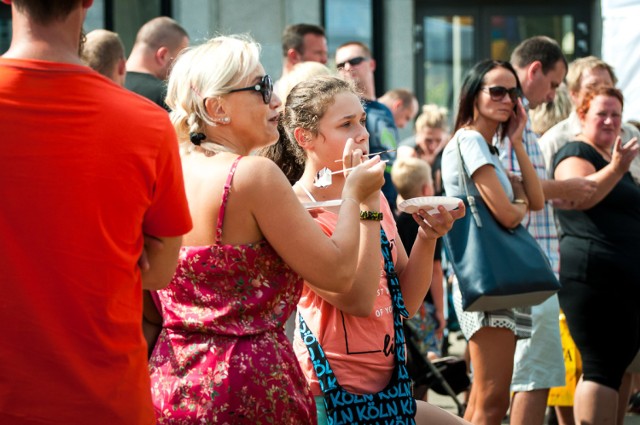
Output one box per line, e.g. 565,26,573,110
511,294,566,391
452,278,532,341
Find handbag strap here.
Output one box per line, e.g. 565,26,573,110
454,134,483,227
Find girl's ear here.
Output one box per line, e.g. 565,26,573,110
294,127,313,148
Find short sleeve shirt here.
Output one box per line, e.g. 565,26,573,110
441,128,514,200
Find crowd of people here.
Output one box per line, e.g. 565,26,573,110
1,1,639,424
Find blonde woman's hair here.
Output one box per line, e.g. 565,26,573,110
415,104,448,133
391,157,432,200
166,34,261,154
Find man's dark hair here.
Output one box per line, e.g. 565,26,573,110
281,23,325,57
510,36,567,74
12,0,81,25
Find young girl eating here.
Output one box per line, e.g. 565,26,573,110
279,75,468,425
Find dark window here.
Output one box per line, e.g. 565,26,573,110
414,1,590,123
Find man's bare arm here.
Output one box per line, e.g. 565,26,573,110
140,235,182,290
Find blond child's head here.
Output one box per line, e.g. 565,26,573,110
391,157,433,201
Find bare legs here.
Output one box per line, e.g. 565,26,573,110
573,380,618,424
415,400,471,424
464,327,516,425
509,389,550,425
554,406,575,425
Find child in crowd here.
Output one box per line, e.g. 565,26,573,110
279,75,468,425
392,157,449,402
391,157,444,356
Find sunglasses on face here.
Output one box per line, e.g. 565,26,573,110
229,74,273,104
481,86,520,103
336,56,367,70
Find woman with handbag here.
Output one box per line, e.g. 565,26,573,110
440,59,545,424
279,75,469,425
553,86,640,425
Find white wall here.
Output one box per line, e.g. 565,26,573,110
383,0,416,140
601,0,640,121
173,0,322,80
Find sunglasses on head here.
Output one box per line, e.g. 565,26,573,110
336,56,367,70
482,86,520,103
229,74,273,104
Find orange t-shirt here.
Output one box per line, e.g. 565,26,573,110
0,58,192,424
293,194,400,395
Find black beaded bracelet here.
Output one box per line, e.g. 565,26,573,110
360,210,383,221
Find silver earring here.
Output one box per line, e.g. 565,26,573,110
216,116,230,124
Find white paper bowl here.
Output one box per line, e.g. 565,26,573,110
397,196,461,215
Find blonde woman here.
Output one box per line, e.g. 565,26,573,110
147,35,385,423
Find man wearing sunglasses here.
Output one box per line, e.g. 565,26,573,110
499,36,598,425
336,41,400,213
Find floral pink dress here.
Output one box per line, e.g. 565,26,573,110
149,156,316,424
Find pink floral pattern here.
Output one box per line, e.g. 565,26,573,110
149,158,315,424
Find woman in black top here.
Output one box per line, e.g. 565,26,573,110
553,86,640,425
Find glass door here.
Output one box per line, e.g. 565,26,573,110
483,5,588,63
415,2,590,125
415,11,479,128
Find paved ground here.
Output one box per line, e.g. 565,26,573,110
426,331,640,424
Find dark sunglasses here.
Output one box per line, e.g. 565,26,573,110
482,86,520,103
229,74,273,104
336,56,367,70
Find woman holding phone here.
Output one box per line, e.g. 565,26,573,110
441,59,544,424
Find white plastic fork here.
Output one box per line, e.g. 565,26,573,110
313,160,389,188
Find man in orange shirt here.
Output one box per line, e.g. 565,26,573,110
0,1,192,424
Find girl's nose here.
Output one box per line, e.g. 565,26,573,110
356,127,369,144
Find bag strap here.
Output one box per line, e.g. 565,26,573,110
298,227,409,392
454,134,483,227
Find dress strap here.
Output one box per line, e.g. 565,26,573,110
215,156,243,244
